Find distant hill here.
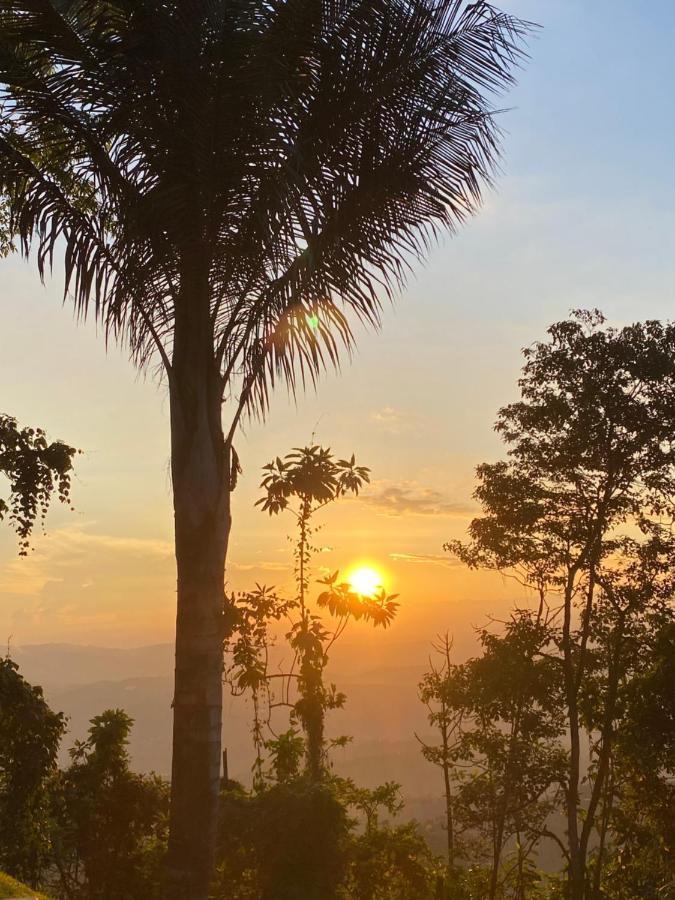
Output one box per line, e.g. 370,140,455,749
13,642,443,802
8,641,572,872
11,642,174,689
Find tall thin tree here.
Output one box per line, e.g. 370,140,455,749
0,2,529,895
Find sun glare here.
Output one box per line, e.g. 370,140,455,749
348,565,384,597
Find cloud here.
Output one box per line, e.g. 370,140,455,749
389,552,459,568
370,407,408,433
58,530,173,558
360,480,474,518
0,524,173,596
227,561,290,573
0,522,183,643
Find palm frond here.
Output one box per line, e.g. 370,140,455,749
0,0,532,421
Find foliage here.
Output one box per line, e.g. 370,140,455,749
600,769,675,900
339,778,405,832
225,444,397,782
336,778,440,900
599,619,675,899
256,447,370,517
213,779,349,900
341,821,439,900
263,729,305,786
0,415,77,553
419,616,565,898
449,311,675,586
316,571,399,629
618,619,675,772
445,311,675,897
0,658,65,887
48,710,169,900
0,1,529,407
0,662,169,899
0,197,12,257
213,774,442,900
0,869,49,899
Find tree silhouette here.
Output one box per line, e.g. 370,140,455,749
49,710,170,900
0,656,65,886
257,445,372,780
225,445,397,783
417,635,461,876
0,414,76,554
447,311,675,898
0,3,530,893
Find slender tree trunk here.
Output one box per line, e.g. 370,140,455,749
439,638,456,887
440,722,455,869
489,840,502,900
296,500,326,781
517,833,526,900
164,256,230,899
489,778,510,900
582,621,623,898
301,662,325,781
489,709,522,900
565,673,585,898
591,755,614,900
562,581,584,900
485,727,502,900
566,561,602,900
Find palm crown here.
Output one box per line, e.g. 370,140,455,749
0,0,528,418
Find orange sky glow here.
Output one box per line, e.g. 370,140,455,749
3,0,675,668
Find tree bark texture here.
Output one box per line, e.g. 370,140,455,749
164,256,230,899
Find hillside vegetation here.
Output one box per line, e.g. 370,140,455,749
0,871,48,899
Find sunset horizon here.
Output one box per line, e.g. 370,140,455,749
1,2,674,897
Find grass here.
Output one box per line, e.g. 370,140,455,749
0,871,49,899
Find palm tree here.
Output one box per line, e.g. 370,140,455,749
0,1,529,895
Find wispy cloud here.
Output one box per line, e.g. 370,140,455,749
228,561,290,573
361,480,474,518
0,524,173,596
60,530,173,557
370,406,409,434
389,552,459,568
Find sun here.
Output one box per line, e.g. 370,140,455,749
348,565,384,597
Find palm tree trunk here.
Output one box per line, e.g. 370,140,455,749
164,257,230,899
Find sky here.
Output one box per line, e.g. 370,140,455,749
2,0,675,658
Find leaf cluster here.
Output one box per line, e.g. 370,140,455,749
256,445,369,516
0,414,77,553
49,708,169,900
317,571,399,628
447,312,675,583
0,656,66,885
